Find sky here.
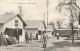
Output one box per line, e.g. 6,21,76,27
0,0,80,29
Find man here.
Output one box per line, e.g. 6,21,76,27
25,32,29,43
43,34,47,48
3,34,9,46
0,32,4,46
56,32,60,42
56,32,59,40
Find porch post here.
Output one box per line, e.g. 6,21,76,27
17,28,19,45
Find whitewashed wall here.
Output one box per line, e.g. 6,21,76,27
25,29,38,38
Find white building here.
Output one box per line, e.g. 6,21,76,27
25,20,45,39
0,14,27,42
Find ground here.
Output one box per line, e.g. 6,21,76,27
0,37,80,51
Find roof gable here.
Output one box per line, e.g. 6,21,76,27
0,14,26,26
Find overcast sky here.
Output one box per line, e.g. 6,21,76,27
0,0,69,21
0,0,80,28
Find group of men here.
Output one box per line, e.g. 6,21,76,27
0,32,18,46
25,32,33,44
25,32,48,48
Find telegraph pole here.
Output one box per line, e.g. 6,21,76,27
47,0,49,25
43,13,46,51
44,13,45,25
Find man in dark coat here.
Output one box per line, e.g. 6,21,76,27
25,32,29,43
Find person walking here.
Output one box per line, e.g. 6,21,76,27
30,33,33,44
56,32,60,42
25,32,29,43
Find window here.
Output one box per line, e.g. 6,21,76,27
15,20,18,27
18,29,22,35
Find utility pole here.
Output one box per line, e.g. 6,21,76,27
43,1,49,51
44,13,45,25
47,0,49,25
43,13,46,51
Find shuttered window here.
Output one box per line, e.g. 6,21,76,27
15,20,18,27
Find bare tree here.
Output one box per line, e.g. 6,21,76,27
57,19,64,29
56,0,80,44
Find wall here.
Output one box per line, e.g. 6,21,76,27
25,28,38,38
19,28,25,42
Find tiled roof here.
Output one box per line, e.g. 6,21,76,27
25,20,43,28
0,14,17,24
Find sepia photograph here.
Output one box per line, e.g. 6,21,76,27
0,0,80,51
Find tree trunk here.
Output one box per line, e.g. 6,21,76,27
71,23,74,44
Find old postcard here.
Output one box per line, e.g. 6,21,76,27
0,0,80,51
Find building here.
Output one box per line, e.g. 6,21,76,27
57,28,79,37
25,20,45,39
46,25,54,38
0,14,26,42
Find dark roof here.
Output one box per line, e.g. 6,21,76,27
25,20,43,28
0,14,26,26
57,29,79,30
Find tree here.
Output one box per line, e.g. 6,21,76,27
56,0,80,44
57,19,64,29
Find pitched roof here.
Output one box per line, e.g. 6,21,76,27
25,20,43,28
46,25,54,31
0,14,26,25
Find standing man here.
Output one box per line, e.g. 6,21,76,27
36,33,38,40
56,32,60,42
43,34,47,48
25,32,29,43
56,32,59,40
